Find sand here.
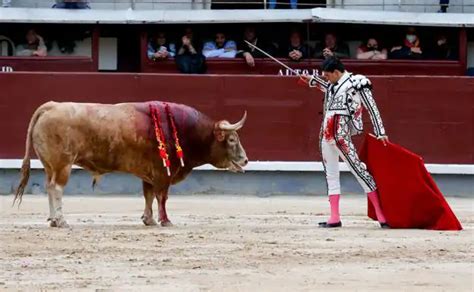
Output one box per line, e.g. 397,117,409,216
0,195,472,291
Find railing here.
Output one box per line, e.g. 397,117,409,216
2,0,473,12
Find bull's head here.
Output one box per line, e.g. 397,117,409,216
211,111,248,173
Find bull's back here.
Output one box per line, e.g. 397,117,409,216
32,102,153,175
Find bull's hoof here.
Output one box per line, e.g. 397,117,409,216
160,220,173,227
141,215,158,226
48,217,69,228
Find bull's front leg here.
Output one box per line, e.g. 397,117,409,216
141,181,158,226
155,185,172,227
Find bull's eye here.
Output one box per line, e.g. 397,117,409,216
228,137,237,145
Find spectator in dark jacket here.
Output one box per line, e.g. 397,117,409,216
314,32,350,59
427,34,457,60
53,0,90,9
175,27,206,74
389,27,423,60
286,30,308,62
236,26,276,67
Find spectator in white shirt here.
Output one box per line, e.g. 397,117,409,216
16,29,47,57
202,32,237,58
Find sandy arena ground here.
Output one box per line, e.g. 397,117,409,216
0,195,472,291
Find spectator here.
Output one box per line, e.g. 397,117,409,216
53,0,90,9
2,0,11,7
286,30,308,62
16,29,47,57
269,0,297,9
236,26,276,67
148,32,176,61
427,34,457,60
356,37,387,60
314,32,349,59
389,27,423,60
202,32,237,58
175,27,206,74
439,0,449,13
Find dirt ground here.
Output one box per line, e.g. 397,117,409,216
0,195,472,291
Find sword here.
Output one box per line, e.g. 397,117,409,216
244,40,302,76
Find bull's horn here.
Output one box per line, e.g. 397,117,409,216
219,111,247,131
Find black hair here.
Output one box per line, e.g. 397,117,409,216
321,57,345,73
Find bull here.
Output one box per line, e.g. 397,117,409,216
14,101,248,227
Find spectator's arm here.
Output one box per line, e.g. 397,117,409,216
219,40,237,58
204,48,225,58
34,37,47,57
356,48,375,60
224,40,237,52
147,43,156,59
177,46,186,55
373,48,388,60
202,41,223,58
219,51,237,58
168,43,176,58
188,44,197,54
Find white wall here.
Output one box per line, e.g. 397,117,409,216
467,41,474,68
98,37,117,70
9,0,200,10
330,0,474,13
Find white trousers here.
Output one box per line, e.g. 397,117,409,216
321,115,377,196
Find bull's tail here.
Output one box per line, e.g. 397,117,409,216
13,102,55,206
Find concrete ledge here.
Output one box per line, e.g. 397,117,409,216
1,168,472,197
1,160,473,174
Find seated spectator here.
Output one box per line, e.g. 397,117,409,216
148,32,176,61
286,30,308,62
53,0,90,9
236,26,276,67
314,32,349,59
202,32,237,58
175,27,206,74
356,37,387,60
16,29,47,57
269,0,297,9
427,34,457,60
389,27,423,60
439,0,449,13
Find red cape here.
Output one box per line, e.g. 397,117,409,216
359,134,462,230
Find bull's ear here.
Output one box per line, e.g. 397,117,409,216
214,130,226,142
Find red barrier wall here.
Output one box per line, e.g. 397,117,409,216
0,72,472,164
142,59,466,76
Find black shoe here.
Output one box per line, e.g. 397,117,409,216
318,221,342,228
380,222,390,229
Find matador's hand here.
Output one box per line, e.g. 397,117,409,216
377,136,389,147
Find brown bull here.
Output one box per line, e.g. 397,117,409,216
14,101,248,227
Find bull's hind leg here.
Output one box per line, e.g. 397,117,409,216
47,165,72,228
156,185,172,227
141,181,157,226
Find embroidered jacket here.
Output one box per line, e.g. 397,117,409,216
309,71,386,138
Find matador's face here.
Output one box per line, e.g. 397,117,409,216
323,70,342,85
